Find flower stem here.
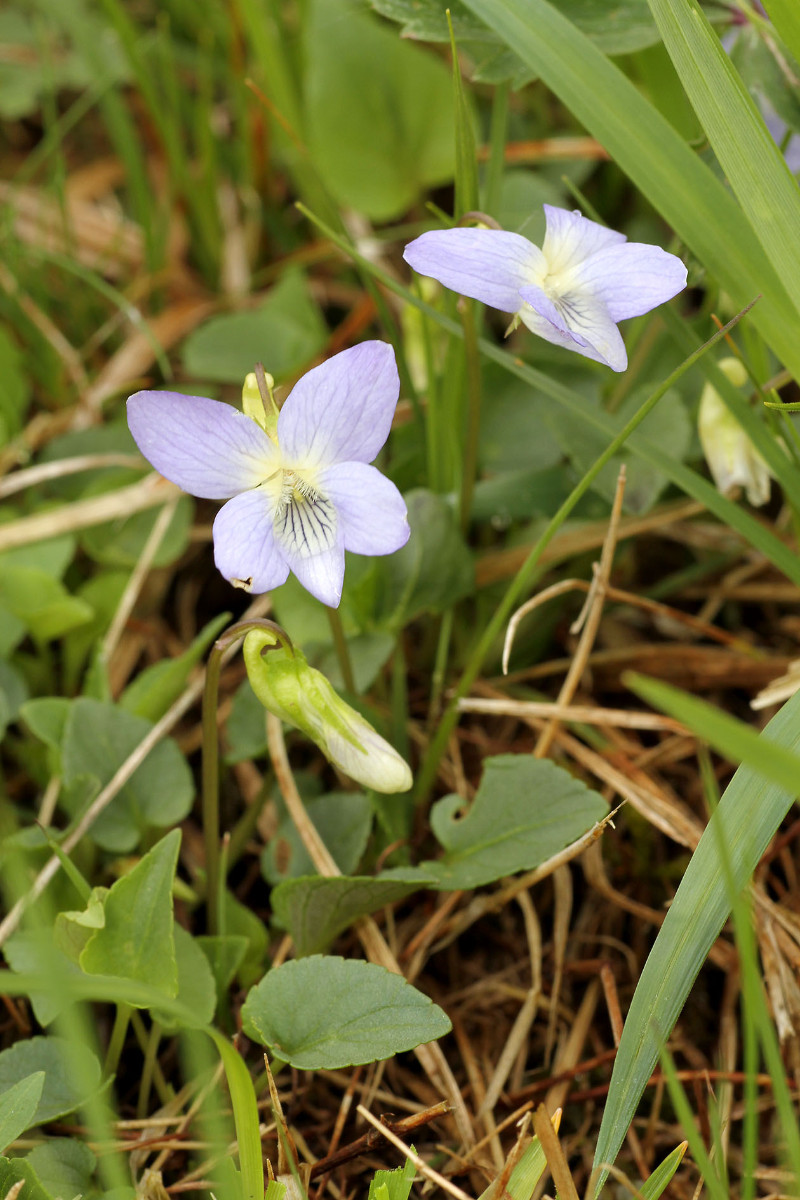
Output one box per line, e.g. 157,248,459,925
325,604,356,693
413,303,756,804
428,607,454,727
103,1002,132,1080
459,298,482,531
202,618,294,933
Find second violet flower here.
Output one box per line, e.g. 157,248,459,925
127,342,409,608
404,204,687,372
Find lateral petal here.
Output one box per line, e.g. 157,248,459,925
212,490,290,594
128,390,278,499
278,342,400,468
404,228,545,313
574,242,688,321
320,462,409,556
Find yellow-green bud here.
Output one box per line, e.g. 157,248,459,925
697,357,770,507
242,370,279,439
243,629,412,793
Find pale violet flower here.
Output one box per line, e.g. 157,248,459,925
127,342,409,607
403,205,687,372
698,357,771,506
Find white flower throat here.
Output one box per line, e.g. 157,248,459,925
269,467,337,558
245,385,338,559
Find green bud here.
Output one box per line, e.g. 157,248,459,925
243,629,412,793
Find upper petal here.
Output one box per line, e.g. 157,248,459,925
404,228,545,312
213,489,290,594
519,289,627,371
278,342,399,468
128,390,278,499
571,242,688,321
320,462,410,556
542,206,627,282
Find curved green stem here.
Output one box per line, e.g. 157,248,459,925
203,618,294,933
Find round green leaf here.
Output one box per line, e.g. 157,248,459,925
241,956,451,1068
61,699,194,853
25,1138,96,1199
0,1037,101,1127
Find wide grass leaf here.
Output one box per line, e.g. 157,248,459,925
645,0,800,325
241,956,451,1068
762,1,800,84
458,0,800,381
592,686,800,1183
420,755,607,890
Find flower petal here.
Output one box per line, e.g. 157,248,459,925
212,490,290,594
287,543,346,608
320,462,410,556
572,242,688,321
128,391,278,499
542,206,627,281
278,342,399,468
518,283,586,343
519,289,627,371
404,228,545,312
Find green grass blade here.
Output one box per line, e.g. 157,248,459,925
646,0,800,323
299,204,800,588
458,0,800,381
627,673,800,794
638,1141,687,1200
447,13,479,216
208,1029,265,1200
657,1047,728,1200
591,683,800,1186
762,0,800,71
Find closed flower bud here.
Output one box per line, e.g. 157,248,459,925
243,628,412,794
698,357,771,507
